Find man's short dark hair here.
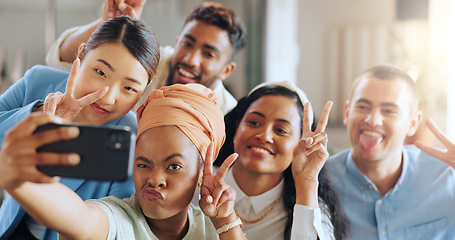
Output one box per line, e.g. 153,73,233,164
185,2,247,60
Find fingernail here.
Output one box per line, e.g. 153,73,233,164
119,3,126,10
68,154,80,164
53,176,61,182
206,195,213,204
67,127,79,136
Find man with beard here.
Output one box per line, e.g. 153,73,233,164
326,64,455,239
47,0,247,114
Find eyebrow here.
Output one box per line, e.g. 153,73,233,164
249,111,292,124
183,34,221,54
97,59,143,86
135,153,184,163
97,59,114,71
356,98,399,108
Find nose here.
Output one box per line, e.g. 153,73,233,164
147,170,167,189
183,50,202,67
99,85,118,105
364,109,383,127
255,127,274,144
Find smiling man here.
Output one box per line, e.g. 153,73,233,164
326,64,455,239
46,1,247,114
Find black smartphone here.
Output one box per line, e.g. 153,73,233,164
34,123,135,182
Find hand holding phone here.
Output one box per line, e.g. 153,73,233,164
34,123,135,182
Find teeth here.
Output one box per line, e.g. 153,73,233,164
363,131,382,138
251,147,270,154
178,68,195,78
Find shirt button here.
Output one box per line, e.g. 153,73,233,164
361,186,365,190
368,184,374,189
377,199,383,205
381,230,387,235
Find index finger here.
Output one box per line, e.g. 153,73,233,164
425,118,454,148
5,112,63,141
302,102,312,133
315,101,333,133
65,58,80,97
214,153,238,183
203,143,215,179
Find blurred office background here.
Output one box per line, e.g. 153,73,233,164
0,0,454,203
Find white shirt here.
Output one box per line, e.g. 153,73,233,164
46,27,237,114
225,169,333,240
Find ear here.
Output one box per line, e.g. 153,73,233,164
343,100,350,127
76,43,86,59
406,110,423,137
218,62,236,81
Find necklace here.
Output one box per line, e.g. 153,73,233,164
235,199,279,224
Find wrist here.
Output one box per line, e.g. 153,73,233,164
211,212,238,229
295,179,319,207
215,216,242,235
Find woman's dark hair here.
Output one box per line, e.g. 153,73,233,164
81,16,160,84
215,84,349,240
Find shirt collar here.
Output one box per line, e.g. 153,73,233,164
226,169,283,214
346,149,409,195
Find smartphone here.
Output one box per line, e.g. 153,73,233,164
34,123,135,182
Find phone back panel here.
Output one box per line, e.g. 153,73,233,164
35,123,135,182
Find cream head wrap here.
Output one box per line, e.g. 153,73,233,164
249,81,315,126
136,84,225,161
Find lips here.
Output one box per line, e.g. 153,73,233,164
142,187,163,201
90,102,110,114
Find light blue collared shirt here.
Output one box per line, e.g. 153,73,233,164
326,145,455,240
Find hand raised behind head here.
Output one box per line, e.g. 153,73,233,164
415,118,455,168
102,0,146,20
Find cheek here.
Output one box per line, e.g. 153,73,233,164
233,127,250,149
278,139,299,159
132,170,147,190
116,94,140,111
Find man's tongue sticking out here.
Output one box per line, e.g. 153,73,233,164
360,131,383,151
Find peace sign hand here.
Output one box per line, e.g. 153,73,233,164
199,143,238,222
291,101,332,207
292,101,332,179
415,118,455,169
42,58,108,123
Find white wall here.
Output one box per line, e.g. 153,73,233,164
297,0,395,117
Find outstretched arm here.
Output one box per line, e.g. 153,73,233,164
415,118,455,168
0,112,109,240
199,143,246,240
58,0,146,63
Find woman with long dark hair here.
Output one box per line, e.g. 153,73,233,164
215,81,349,240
